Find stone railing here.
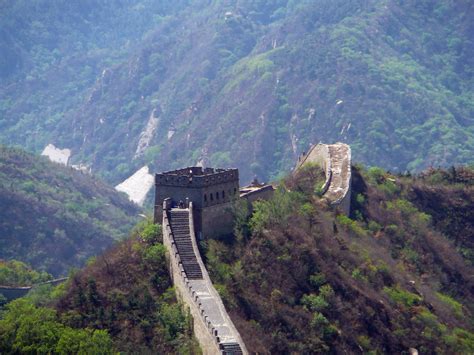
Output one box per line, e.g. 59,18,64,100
162,200,247,354
296,143,352,215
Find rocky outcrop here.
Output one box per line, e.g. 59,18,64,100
296,143,352,214
115,166,154,206
162,201,247,355
41,144,71,166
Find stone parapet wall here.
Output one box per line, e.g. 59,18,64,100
328,144,351,215
162,202,247,354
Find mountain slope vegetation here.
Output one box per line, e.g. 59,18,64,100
202,165,474,353
1,165,472,353
0,146,140,276
1,0,473,184
0,221,199,354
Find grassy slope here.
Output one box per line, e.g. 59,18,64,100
203,165,474,353
0,146,140,276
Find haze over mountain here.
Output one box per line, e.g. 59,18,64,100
1,0,473,184
0,146,140,276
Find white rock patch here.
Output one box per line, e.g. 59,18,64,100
41,144,71,166
115,166,154,206
134,109,159,159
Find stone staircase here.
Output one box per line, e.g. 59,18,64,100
169,209,203,280
220,342,244,354
165,205,246,354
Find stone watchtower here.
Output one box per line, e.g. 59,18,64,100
154,167,239,239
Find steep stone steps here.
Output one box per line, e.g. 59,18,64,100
169,209,203,280
221,342,244,354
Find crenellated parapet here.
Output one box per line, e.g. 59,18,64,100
155,167,239,239
156,167,239,188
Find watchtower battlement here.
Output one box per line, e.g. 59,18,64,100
155,167,238,189
154,167,240,238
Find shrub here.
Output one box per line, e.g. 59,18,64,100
336,215,368,237
357,335,371,351
368,220,381,233
302,294,329,312
436,292,463,318
351,268,367,282
383,286,422,307
367,167,386,184
249,187,303,233
443,328,474,353
0,299,114,354
309,273,326,289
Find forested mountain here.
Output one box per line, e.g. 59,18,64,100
0,146,140,276
1,0,473,184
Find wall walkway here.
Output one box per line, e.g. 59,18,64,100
163,201,247,355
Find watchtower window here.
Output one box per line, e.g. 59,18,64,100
210,193,214,201
216,191,219,199
234,188,237,194
204,194,207,202
222,190,225,199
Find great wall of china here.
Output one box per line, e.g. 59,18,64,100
0,143,352,355
162,200,247,355
156,143,352,354
296,142,352,215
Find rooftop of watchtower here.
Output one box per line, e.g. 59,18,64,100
156,166,237,178
155,167,239,187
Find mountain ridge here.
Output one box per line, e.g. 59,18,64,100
1,0,473,184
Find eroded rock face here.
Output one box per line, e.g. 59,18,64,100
134,109,159,159
115,166,154,206
41,144,71,166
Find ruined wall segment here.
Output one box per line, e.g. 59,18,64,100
296,143,352,215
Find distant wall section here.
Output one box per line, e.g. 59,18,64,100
296,143,351,215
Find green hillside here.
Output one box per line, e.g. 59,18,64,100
1,1,472,183
0,146,140,276
202,165,474,353
0,222,199,354
2,165,472,353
